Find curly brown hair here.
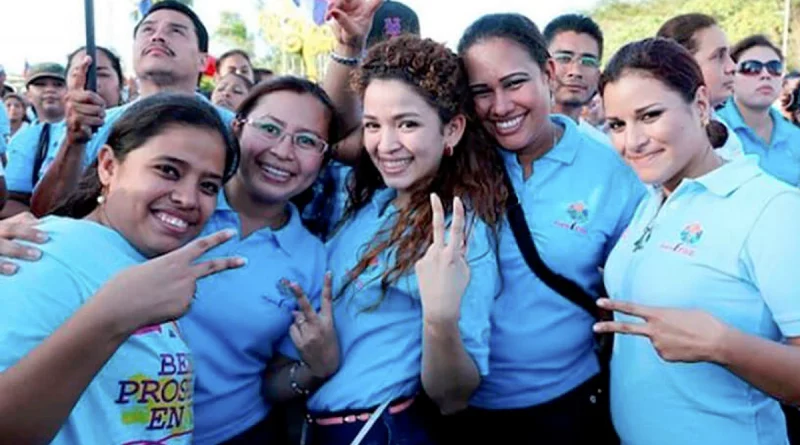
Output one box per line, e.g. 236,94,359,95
339,35,508,306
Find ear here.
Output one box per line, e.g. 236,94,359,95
231,118,245,138
96,145,118,190
198,53,208,75
443,114,467,154
544,58,557,85
693,85,712,126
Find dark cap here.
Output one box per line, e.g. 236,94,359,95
25,63,66,88
366,0,420,49
134,0,209,52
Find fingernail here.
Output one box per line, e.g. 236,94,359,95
224,229,237,237
25,249,41,260
237,257,248,266
35,233,49,242
592,324,602,333
1,263,18,275
596,298,608,307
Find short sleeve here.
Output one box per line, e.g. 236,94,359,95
741,192,800,337
457,218,501,376
0,255,84,372
4,126,40,193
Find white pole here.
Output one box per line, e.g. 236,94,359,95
782,0,791,70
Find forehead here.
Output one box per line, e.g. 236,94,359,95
128,125,226,171
70,49,114,69
693,26,728,54
217,74,247,88
139,9,195,32
221,54,250,66
603,71,683,113
737,45,781,62
548,31,600,56
464,37,542,83
250,90,330,131
363,78,435,112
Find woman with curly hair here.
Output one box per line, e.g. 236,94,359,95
304,35,507,444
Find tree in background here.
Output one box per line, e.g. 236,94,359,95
589,0,798,69
215,11,256,55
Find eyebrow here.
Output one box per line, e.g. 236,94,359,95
254,113,326,138
158,155,223,181
469,71,529,89
363,112,422,121
634,102,661,114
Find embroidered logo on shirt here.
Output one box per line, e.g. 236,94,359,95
659,222,703,256
384,17,402,36
554,201,589,234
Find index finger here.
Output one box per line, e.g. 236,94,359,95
448,196,466,251
176,229,236,261
288,281,317,320
365,0,384,16
430,193,445,247
319,272,334,319
68,55,92,91
597,298,655,320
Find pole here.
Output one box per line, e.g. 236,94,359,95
782,0,791,71
84,0,97,92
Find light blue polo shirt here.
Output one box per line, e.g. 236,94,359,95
180,190,326,445
469,114,645,409
604,156,800,445
717,99,800,186
0,104,9,155
308,187,500,412
4,120,67,193
0,217,194,444
66,93,235,172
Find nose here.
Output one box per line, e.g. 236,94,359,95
623,123,648,154
170,180,200,209
269,133,296,160
491,89,515,117
723,55,736,75
565,61,583,78
377,126,401,154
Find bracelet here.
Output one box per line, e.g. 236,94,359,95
289,361,311,396
330,52,360,67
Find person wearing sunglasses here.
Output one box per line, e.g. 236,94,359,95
717,34,800,186
544,14,612,146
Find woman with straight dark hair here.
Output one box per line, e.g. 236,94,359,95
0,93,243,444
597,37,800,445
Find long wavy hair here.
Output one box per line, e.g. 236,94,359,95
339,35,508,306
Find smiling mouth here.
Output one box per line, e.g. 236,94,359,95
152,210,191,235
493,114,526,135
378,157,413,174
259,162,294,183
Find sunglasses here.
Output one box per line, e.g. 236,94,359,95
738,60,783,77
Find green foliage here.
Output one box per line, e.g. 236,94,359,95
588,0,799,70
214,11,255,54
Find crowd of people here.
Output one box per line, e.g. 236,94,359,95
0,0,799,444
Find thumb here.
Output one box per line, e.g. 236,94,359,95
330,9,359,37
68,55,92,91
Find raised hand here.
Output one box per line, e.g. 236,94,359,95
286,272,340,379
593,298,730,363
416,194,471,324
64,55,106,145
325,0,384,50
0,212,47,275
94,229,245,334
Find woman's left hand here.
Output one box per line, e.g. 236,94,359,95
286,272,340,379
325,0,383,51
593,298,730,363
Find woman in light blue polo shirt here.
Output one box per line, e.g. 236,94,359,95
449,13,644,443
306,35,507,444
0,93,243,444
597,37,800,445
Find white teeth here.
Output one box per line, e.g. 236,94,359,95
381,159,412,172
497,116,523,130
155,212,188,230
261,164,292,180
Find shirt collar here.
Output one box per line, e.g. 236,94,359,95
215,189,308,258
689,155,763,197
718,99,792,141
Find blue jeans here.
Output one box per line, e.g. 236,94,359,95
307,405,436,445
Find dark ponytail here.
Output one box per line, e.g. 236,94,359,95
51,93,240,218
707,120,728,149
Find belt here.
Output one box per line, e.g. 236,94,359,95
308,397,416,426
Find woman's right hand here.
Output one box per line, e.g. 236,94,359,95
325,0,383,52
65,56,106,145
94,229,245,335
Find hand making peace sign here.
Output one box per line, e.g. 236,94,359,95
286,272,340,379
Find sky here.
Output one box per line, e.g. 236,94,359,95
1,0,601,76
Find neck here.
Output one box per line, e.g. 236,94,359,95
10,120,22,132
138,74,197,98
552,102,582,122
37,111,63,124
734,98,773,142
517,121,561,178
225,176,289,237
662,144,723,197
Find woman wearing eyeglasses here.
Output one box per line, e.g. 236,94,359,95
716,35,800,186
598,37,800,445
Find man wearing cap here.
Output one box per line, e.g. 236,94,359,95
30,0,234,215
0,63,67,219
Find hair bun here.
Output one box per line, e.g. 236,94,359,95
707,120,728,149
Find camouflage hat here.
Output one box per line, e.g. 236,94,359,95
25,62,66,88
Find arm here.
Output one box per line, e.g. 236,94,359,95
262,354,327,402
421,319,481,414
323,43,362,134
0,297,129,444
0,192,30,219
0,175,6,212
29,138,86,216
